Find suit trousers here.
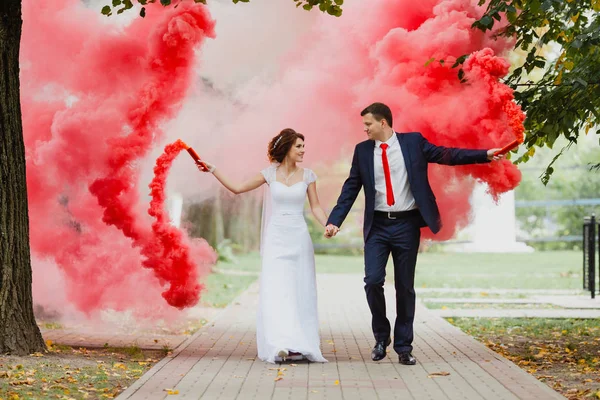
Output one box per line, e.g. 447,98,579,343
363,211,421,354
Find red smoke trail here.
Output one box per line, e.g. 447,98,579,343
21,0,216,315
144,140,207,308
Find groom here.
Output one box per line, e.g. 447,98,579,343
324,102,502,365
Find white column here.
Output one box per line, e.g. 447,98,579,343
457,183,534,253
168,192,183,228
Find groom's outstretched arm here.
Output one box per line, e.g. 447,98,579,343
327,146,363,229
421,134,491,166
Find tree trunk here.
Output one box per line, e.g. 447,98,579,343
213,188,224,245
0,0,46,355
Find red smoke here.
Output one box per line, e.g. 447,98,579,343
354,2,524,240
21,0,527,317
202,0,524,242
21,0,216,316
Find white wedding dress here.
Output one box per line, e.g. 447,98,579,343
256,165,328,363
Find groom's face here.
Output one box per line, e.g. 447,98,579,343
362,113,385,141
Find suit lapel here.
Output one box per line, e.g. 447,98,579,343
367,140,375,191
397,132,413,183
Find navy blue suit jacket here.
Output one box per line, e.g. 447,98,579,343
327,132,490,241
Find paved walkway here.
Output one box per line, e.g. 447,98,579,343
431,309,600,318
117,274,564,400
422,294,600,318
422,297,600,308
415,288,584,295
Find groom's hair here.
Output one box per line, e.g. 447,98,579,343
361,102,393,127
267,128,305,163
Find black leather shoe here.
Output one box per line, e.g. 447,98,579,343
398,352,416,365
371,337,391,361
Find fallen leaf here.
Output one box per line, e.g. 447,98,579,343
334,380,340,385
274,376,283,382
10,378,35,386
164,388,179,395
428,372,450,378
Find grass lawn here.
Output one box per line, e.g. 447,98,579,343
449,318,600,399
0,345,164,400
414,252,582,290
200,272,257,308
215,250,583,290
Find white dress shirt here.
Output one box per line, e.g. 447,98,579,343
374,133,416,212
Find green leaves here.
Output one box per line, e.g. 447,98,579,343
479,15,494,29
294,0,343,16
452,54,468,68
469,0,600,183
103,0,342,18
102,0,134,15
424,57,436,67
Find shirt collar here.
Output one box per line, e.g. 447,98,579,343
375,132,397,148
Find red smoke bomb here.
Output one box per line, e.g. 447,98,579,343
494,139,520,156
181,141,209,171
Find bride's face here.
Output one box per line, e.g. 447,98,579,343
286,138,305,163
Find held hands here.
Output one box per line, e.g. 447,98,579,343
196,160,215,173
324,224,340,239
487,149,505,162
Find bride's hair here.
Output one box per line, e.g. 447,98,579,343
267,128,305,163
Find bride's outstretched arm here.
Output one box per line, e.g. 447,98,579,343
197,161,266,194
307,182,328,227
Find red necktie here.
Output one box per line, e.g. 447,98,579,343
380,143,395,206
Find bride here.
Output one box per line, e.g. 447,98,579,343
197,128,328,363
